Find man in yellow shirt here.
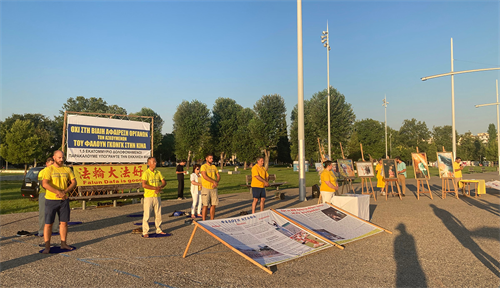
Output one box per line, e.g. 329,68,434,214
319,161,338,203
41,150,76,253
38,156,59,238
141,157,167,237
251,157,269,214
453,157,464,193
200,154,220,220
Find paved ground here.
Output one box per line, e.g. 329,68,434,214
1,173,499,287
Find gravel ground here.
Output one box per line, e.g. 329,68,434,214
1,173,499,287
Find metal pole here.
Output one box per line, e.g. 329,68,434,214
451,38,456,159
327,22,331,159
297,0,306,201
497,79,499,176
384,95,388,158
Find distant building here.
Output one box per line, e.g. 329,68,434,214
476,132,489,144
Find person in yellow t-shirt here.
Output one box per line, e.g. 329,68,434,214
200,154,220,220
319,161,339,204
141,157,167,237
375,158,386,196
38,156,59,238
41,150,76,254
251,157,269,214
453,157,464,194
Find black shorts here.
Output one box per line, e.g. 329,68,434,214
252,187,266,199
45,199,70,224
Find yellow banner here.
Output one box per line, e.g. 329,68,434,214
73,164,147,186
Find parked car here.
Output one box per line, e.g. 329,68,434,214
21,167,44,199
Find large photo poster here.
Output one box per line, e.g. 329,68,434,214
275,204,384,246
437,152,454,178
337,159,356,178
196,210,332,267
66,115,151,163
412,153,430,179
382,159,398,180
355,161,375,177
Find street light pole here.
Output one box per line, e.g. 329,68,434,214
321,22,331,159
383,95,389,158
297,0,306,201
475,79,500,176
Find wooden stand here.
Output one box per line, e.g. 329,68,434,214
416,179,433,200
441,177,458,199
384,179,402,200
339,178,355,194
360,177,376,201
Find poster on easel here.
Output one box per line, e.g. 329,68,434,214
437,152,455,178
382,159,398,180
412,153,430,179
355,161,375,177
337,159,356,179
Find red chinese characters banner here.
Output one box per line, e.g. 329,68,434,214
73,164,147,186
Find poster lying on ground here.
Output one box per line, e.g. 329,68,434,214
66,115,151,163
437,152,455,178
382,159,398,180
412,153,430,179
196,210,332,267
355,162,375,177
275,203,384,246
337,159,356,178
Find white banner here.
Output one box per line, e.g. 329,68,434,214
66,115,151,163
276,203,383,245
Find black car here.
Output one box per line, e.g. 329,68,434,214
21,167,44,199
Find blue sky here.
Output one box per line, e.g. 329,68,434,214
1,0,499,136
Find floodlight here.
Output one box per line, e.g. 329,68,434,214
322,31,327,35
324,43,327,47
321,39,327,43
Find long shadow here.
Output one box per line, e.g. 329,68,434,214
430,204,500,278
394,223,427,287
459,197,500,217
470,227,500,241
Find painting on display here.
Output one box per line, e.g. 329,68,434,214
382,159,398,180
355,162,375,177
437,152,455,178
337,159,356,178
412,153,430,179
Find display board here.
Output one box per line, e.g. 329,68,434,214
437,152,455,178
66,115,151,163
382,159,398,180
412,153,430,179
73,164,147,186
355,161,375,177
275,203,385,246
337,159,356,178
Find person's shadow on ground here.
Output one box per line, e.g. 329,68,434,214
430,204,500,278
394,223,428,287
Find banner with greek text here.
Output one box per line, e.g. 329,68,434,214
66,115,151,163
73,164,147,186
275,203,383,246
197,210,332,267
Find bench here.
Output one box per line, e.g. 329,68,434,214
68,183,144,210
468,166,475,173
241,174,287,199
480,166,486,173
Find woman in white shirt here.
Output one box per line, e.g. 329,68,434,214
190,164,203,218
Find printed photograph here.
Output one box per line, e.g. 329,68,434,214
412,153,430,179
234,244,283,262
355,161,375,177
268,221,325,248
312,229,345,241
437,152,454,178
320,207,347,222
382,159,398,180
337,159,356,178
332,163,341,178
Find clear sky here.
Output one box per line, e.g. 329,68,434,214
1,0,499,136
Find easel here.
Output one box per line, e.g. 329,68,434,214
415,147,433,200
440,147,458,199
384,179,402,200
359,143,376,200
339,142,355,194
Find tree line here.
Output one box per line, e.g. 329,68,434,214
1,90,497,172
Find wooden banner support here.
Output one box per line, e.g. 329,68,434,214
183,222,273,275
384,179,402,200
340,142,345,159
441,178,458,199
416,179,433,200
360,177,376,200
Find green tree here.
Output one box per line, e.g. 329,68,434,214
346,119,385,161
485,123,498,162
131,107,164,154
250,94,287,169
157,133,175,164
211,98,243,168
394,119,430,161
0,120,40,173
232,108,260,169
173,100,211,167
276,135,292,164
458,132,476,160
432,125,453,152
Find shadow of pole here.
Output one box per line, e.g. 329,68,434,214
430,204,500,278
394,223,428,287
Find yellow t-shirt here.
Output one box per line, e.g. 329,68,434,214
38,167,48,194
453,162,462,178
251,164,269,188
43,166,75,200
142,169,164,198
200,163,218,189
320,169,337,192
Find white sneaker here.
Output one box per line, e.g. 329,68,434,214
381,192,386,196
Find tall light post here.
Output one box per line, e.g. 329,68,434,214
297,0,306,201
321,22,331,159
421,37,500,159
475,80,500,176
383,95,389,158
